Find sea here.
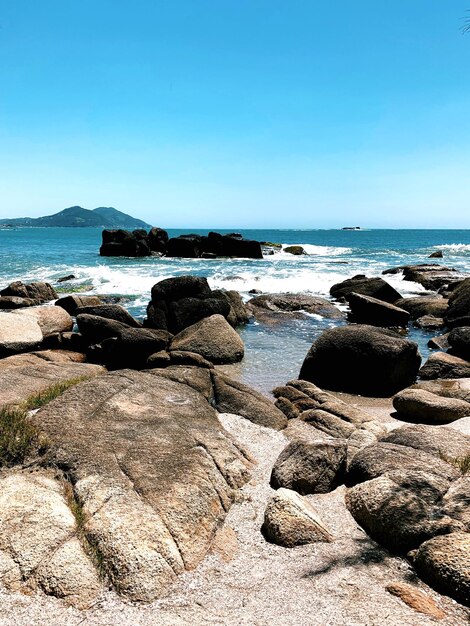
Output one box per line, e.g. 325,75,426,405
1,227,469,394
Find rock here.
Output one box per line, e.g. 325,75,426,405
247,293,344,320
0,470,101,608
11,305,73,338
168,297,230,334
211,526,238,563
0,351,105,408
262,488,333,547
300,409,356,438
284,246,306,256
442,477,470,531
385,582,446,619
0,311,43,356
429,250,444,259
146,350,172,368
346,442,460,487
147,227,169,253
94,328,172,369
299,325,421,397
76,313,131,345
166,235,203,258
152,275,212,303
0,296,38,309
147,350,214,370
381,424,470,461
100,229,151,257
211,290,250,327
330,275,401,304
428,333,450,351
31,370,252,601
57,274,76,282
153,366,214,400
392,388,470,424
414,315,445,330
55,294,103,315
419,352,470,380
412,532,470,606
75,304,141,328
346,475,460,553
270,440,347,494
0,281,58,302
347,292,410,327
170,315,244,364
445,277,470,328
448,327,470,361
394,296,449,320
383,264,463,291
211,371,287,430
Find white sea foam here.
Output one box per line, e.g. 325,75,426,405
437,243,470,254
279,244,353,256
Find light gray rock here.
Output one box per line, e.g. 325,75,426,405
32,370,252,602
412,532,470,606
262,488,334,547
442,477,470,531
12,305,73,337
170,314,244,364
393,388,470,424
419,352,470,380
381,424,470,461
0,470,101,608
0,311,43,355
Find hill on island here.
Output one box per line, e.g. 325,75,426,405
0,206,151,229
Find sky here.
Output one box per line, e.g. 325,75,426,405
0,1,470,228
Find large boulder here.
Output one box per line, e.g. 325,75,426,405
412,532,470,606
448,327,470,361
95,328,172,369
0,296,38,309
345,475,460,553
419,352,470,380
347,292,410,327
0,281,57,302
151,276,212,302
30,370,252,601
442,477,470,531
247,293,343,321
166,235,203,258
394,296,449,320
270,440,347,494
330,275,401,304
211,371,287,430
392,388,470,424
411,378,470,404
11,305,73,338
211,290,250,327
445,277,470,328
168,297,230,334
0,311,43,356
261,488,333,547
170,315,244,364
299,325,421,397
76,313,130,345
100,229,151,257
0,470,101,608
381,424,470,461
147,227,169,253
346,442,460,487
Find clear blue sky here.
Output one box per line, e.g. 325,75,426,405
1,1,469,228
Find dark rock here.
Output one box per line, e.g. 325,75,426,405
0,296,38,309
330,275,401,304
284,246,306,255
419,352,470,380
0,281,57,302
445,277,470,328
151,276,212,303
429,250,443,258
383,264,464,291
57,274,76,283
147,227,169,253
428,333,450,351
394,296,448,320
270,440,347,494
166,235,203,258
299,325,421,397
76,314,131,345
75,304,141,328
168,297,230,334
100,229,151,257
347,292,410,327
145,302,169,331
413,315,445,330
97,328,172,369
211,371,287,430
448,326,470,361
211,290,250,327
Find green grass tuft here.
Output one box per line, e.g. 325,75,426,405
0,406,41,467
21,377,91,411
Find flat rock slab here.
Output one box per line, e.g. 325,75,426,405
0,351,105,407
32,370,252,602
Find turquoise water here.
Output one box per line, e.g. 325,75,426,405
1,227,469,392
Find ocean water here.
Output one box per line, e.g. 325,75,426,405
1,227,469,393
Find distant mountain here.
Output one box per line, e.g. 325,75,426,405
0,206,152,229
